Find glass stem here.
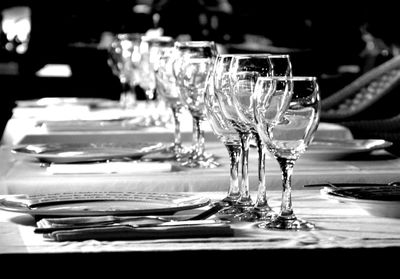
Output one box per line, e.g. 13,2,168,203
193,116,205,157
224,143,241,203
171,106,182,152
119,81,130,108
277,157,296,219
146,89,155,101
253,131,271,211
237,132,252,206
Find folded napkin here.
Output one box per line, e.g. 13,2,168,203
12,106,90,120
42,116,147,132
44,223,234,241
46,162,173,174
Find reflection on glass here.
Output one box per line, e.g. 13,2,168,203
228,54,276,221
107,33,142,109
139,36,174,102
204,56,241,215
255,76,320,230
155,46,190,160
138,36,175,127
174,41,219,168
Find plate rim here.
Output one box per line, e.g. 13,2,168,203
309,139,392,153
0,192,211,216
321,187,400,205
11,142,166,163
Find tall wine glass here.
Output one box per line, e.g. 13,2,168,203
212,54,254,215
139,36,174,102
254,76,320,230
228,54,281,221
174,41,218,168
108,33,142,108
242,54,292,221
154,46,190,160
204,55,242,215
138,36,174,126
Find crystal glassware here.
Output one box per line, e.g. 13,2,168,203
107,33,142,109
212,54,254,217
204,55,242,215
254,76,321,230
139,36,174,102
228,54,279,221
138,35,175,127
174,41,219,168
154,46,190,161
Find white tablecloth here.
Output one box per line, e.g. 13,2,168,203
1,141,399,195
1,190,400,255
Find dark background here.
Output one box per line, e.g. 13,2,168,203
1,0,399,138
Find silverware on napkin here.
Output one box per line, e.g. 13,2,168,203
34,201,229,234
304,181,400,189
44,222,234,241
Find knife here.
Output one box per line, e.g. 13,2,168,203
34,219,226,234
46,222,235,241
303,182,400,188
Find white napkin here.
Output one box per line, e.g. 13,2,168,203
12,105,90,120
47,161,173,174
42,116,146,132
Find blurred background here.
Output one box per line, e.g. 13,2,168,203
1,0,399,136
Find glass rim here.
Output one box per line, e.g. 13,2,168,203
174,41,216,47
216,53,290,58
142,35,175,43
116,33,143,38
257,76,316,81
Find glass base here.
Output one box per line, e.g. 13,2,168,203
119,91,137,109
234,208,276,222
217,205,242,218
179,153,219,169
259,215,315,230
141,144,191,162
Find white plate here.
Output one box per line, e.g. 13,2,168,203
0,192,211,217
303,139,393,160
321,186,400,218
12,142,167,163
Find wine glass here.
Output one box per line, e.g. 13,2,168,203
204,55,242,215
154,46,191,161
239,54,292,221
107,33,142,108
174,41,219,168
228,54,283,221
254,76,321,230
139,36,175,102
212,54,254,217
138,35,175,126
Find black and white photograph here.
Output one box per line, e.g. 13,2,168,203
1,0,399,271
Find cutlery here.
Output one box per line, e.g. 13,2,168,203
46,221,235,241
303,182,400,189
34,201,228,233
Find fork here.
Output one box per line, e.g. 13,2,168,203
34,201,228,233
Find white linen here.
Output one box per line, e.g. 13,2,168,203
1,190,400,253
46,161,173,174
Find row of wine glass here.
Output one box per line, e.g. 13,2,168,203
108,35,321,230
206,54,320,230
108,35,219,168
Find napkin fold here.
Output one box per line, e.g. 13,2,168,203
46,161,173,174
45,223,234,241
42,117,146,132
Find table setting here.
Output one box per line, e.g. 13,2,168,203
1,34,400,254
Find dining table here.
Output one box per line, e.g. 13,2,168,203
1,98,400,271
1,189,400,272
